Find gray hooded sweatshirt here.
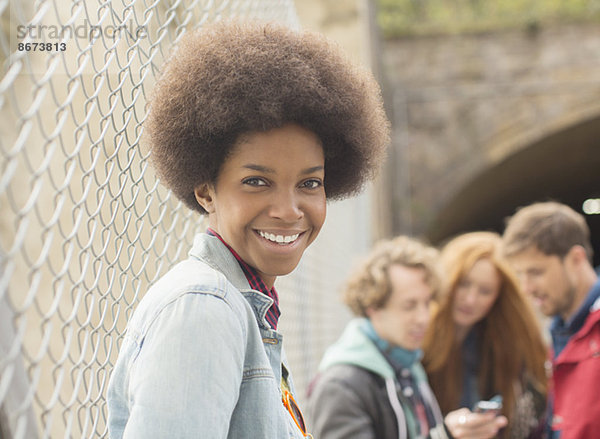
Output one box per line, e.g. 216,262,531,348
307,318,448,439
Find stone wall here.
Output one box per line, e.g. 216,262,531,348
382,23,600,245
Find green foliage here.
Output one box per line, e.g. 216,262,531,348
377,0,600,38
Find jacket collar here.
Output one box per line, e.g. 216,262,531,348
188,233,274,329
360,319,423,370
318,318,395,378
551,277,600,335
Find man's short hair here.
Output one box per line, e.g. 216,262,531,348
503,201,593,261
343,236,440,317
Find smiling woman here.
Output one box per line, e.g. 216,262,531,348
106,20,389,439
194,124,327,289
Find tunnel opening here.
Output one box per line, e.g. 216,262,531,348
427,113,600,268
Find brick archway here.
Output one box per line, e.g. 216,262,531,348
426,113,600,266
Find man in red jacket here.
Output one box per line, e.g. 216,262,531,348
503,201,600,439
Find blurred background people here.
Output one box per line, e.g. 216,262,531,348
422,231,547,439
503,201,600,439
308,235,507,439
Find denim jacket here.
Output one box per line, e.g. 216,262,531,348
107,233,306,438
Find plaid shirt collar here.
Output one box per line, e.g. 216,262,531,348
206,228,280,329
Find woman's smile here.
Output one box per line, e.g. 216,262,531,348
195,123,327,288
256,230,303,245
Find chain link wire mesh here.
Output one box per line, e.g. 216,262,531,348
0,0,375,437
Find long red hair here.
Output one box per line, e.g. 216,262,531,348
422,232,547,434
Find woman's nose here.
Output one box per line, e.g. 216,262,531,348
268,188,303,221
463,289,478,305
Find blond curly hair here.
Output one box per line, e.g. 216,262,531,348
343,236,440,317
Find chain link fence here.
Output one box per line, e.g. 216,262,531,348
0,0,376,437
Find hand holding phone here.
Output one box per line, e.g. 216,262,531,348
445,404,508,439
473,395,503,415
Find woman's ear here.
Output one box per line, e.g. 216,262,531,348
194,184,215,214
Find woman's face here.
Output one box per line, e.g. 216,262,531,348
195,123,326,288
452,258,501,332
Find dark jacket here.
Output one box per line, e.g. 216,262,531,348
307,319,448,439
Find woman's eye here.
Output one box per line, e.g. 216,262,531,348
458,279,470,289
479,287,494,296
301,179,323,189
243,177,267,186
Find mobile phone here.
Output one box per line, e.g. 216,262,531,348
473,395,503,415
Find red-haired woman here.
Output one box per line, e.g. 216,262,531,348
422,232,548,439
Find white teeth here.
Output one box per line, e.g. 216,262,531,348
258,231,300,244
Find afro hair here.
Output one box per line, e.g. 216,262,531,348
146,20,390,213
